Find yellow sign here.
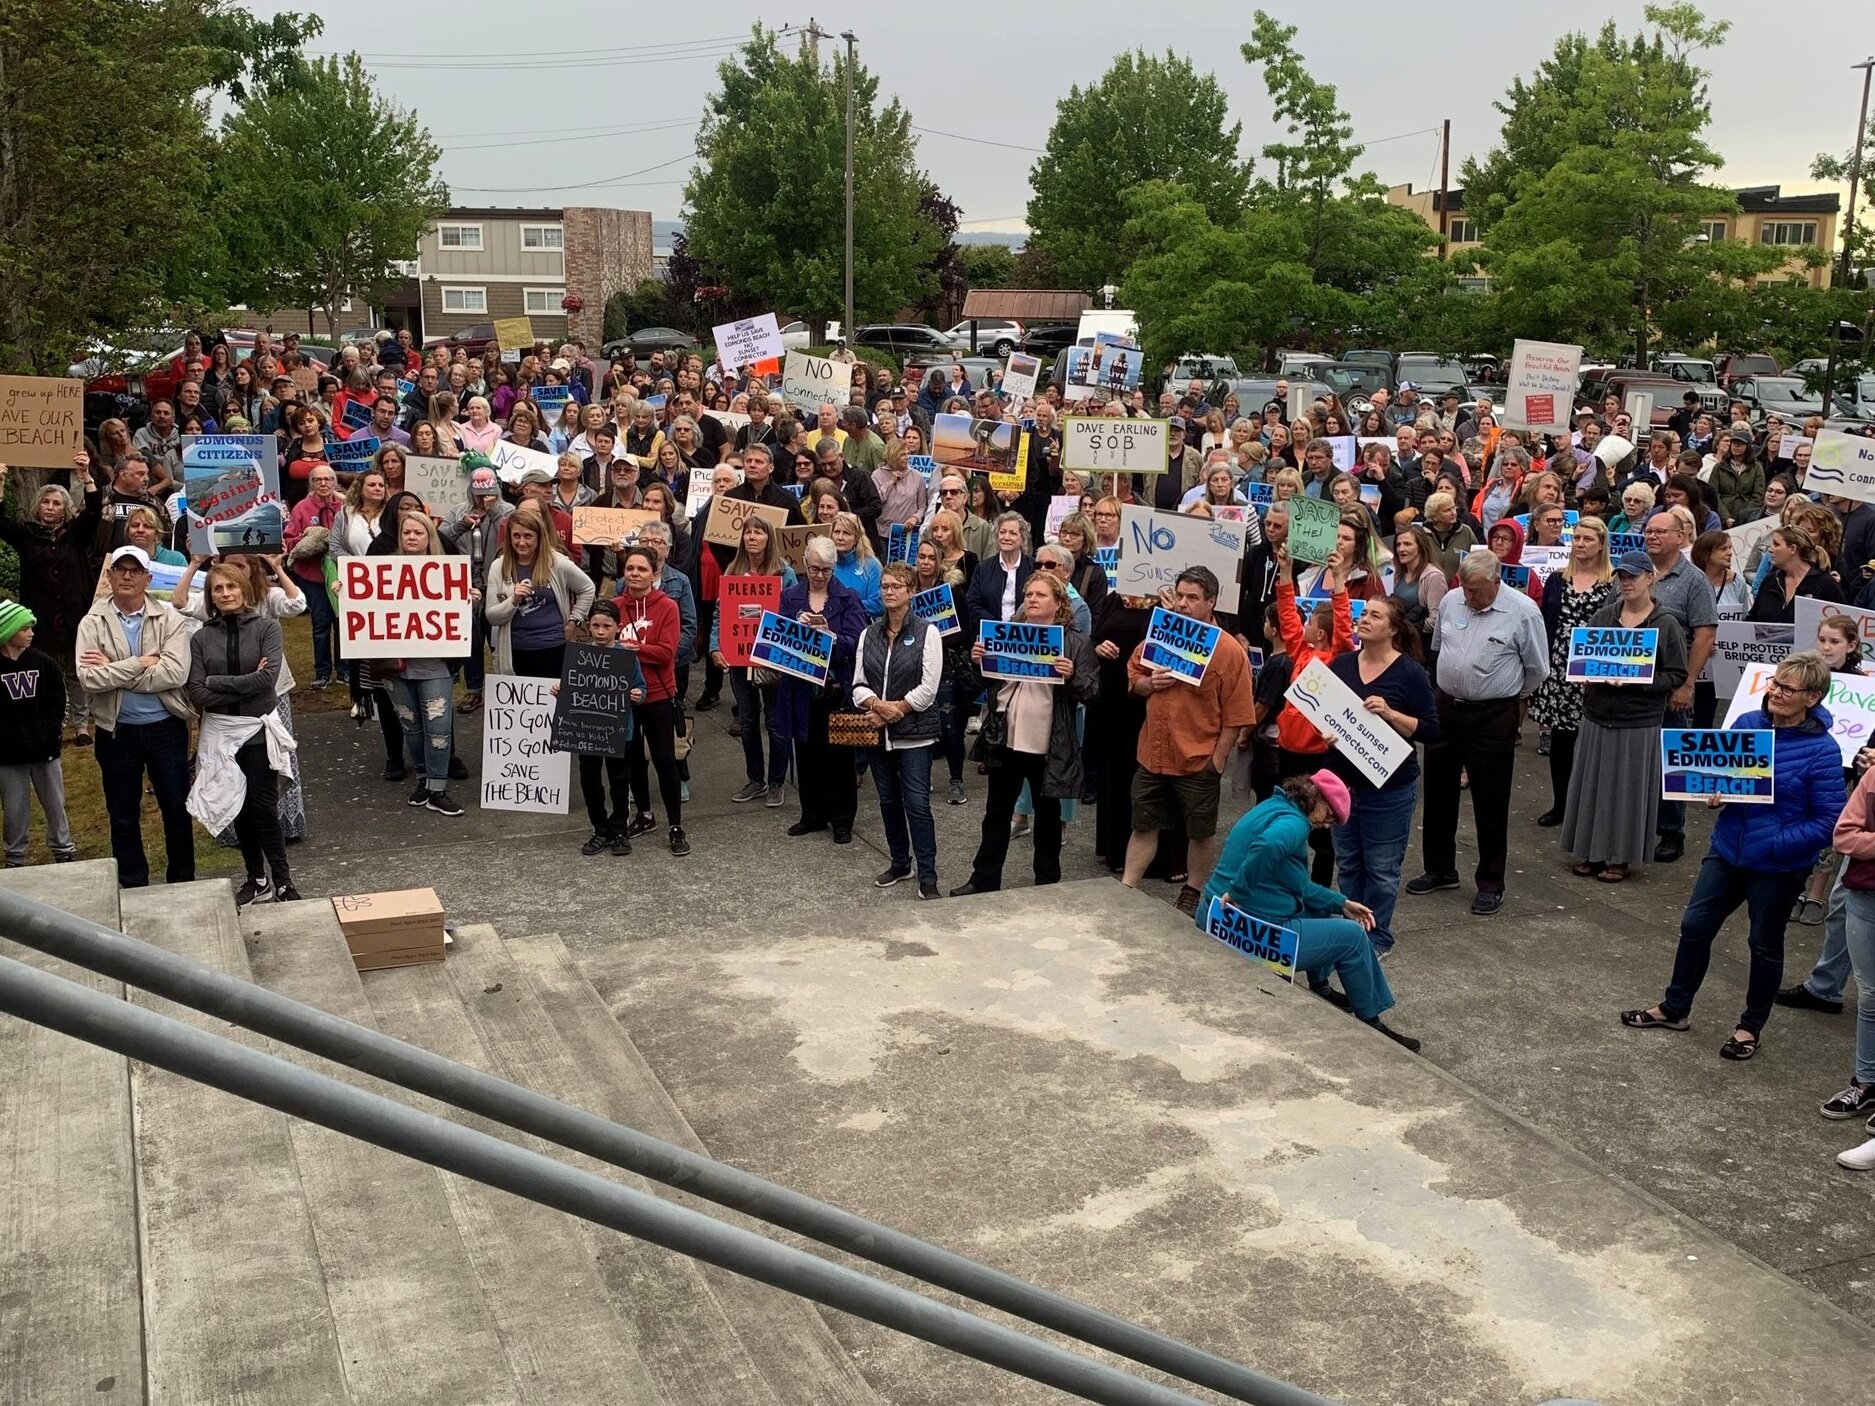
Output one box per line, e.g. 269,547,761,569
493,317,536,352
989,430,1029,496
0,375,84,468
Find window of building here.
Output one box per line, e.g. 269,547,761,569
523,287,566,315
1700,220,1728,244
521,224,564,251
1759,221,1818,247
1447,218,1477,244
437,224,483,250
442,286,487,313
390,259,420,277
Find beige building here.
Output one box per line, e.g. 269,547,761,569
1386,182,1841,289
230,204,654,348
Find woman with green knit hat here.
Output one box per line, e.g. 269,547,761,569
0,600,79,866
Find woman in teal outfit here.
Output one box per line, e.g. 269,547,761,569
1197,769,1422,1052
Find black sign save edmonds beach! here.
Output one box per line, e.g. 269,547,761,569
549,645,635,757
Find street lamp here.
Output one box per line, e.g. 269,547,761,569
1822,57,1875,420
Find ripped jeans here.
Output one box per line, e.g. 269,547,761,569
393,673,456,793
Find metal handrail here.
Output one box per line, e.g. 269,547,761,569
0,888,1335,1406
0,950,1224,1406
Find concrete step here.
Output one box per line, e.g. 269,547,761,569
353,933,665,1405
240,899,523,1406
439,925,784,1406
0,861,144,1406
119,880,351,1406
496,930,889,1406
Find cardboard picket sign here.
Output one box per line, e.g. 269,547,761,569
703,496,789,549
720,575,783,667
570,505,658,548
1114,505,1245,613
481,674,570,813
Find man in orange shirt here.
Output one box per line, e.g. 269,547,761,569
1122,566,1258,914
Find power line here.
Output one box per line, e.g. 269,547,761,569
448,151,695,194
911,125,1045,155
317,30,771,63
332,43,752,72
448,120,695,154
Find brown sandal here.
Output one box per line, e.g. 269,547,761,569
1597,864,1630,883
1571,861,1601,878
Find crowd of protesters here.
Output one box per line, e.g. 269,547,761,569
7,326,1875,1167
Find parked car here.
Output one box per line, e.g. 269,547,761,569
79,329,330,414
1277,351,1336,377
943,318,1023,356
906,353,1001,388
1578,371,1686,429
1392,354,1468,394
1016,323,1080,358
1460,353,1501,384
1169,354,1242,386
1342,348,1398,382
779,321,813,353
1715,352,1781,388
851,323,954,360
1735,375,1831,423
1225,377,1334,416
425,323,501,357
1318,361,1394,406
625,326,696,356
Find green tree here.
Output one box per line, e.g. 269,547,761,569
1241,12,1362,270
1470,4,1785,361
215,54,447,339
1026,51,1251,291
0,0,318,374
957,243,1016,291
604,280,680,343
682,27,938,338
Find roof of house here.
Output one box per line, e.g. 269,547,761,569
439,207,565,222
960,289,1090,322
1733,185,1841,215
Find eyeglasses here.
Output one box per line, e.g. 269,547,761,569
940,487,965,496
1091,510,1119,520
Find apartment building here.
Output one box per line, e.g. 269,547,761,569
1386,183,1842,289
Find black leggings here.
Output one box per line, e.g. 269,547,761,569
1547,727,1578,814
233,739,290,888
628,698,683,826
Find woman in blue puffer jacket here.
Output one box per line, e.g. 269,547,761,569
1622,650,1847,1060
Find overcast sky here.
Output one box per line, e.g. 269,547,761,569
266,0,1863,234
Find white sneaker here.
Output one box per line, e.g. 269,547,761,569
1837,1137,1875,1171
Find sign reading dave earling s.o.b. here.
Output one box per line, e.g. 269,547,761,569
1062,416,1168,474
338,555,474,660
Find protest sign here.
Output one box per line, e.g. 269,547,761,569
337,555,474,660
1513,509,1579,538
712,313,783,370
886,522,921,566
571,504,657,548
1202,896,1299,985
549,645,635,756
911,583,961,637
1520,545,1571,583
978,619,1065,684
181,434,283,555
1722,517,1776,571
1283,656,1410,786
493,317,535,353
1325,436,1356,472
701,409,750,440
1115,506,1245,612
1624,390,1655,439
1058,347,1095,401
1045,494,1080,543
1357,436,1395,459
1002,351,1041,401
750,611,833,685
338,398,374,434
404,454,466,515
907,454,937,481
1503,339,1582,434
1607,531,1645,559
485,437,558,487
1779,434,1814,462
326,435,381,471
685,465,715,521
1566,627,1658,683
1062,416,1167,475
1141,607,1220,686
934,413,1026,490
1803,429,1875,505
0,375,83,468
1703,622,1793,694
1662,729,1774,804
781,351,844,416
703,495,789,549
1725,662,1875,764
1094,545,1119,590
1796,596,1875,657
1285,494,1342,565
100,559,184,603
718,575,783,667
481,674,570,813
529,385,572,425
1498,561,1533,589
1075,333,1142,393
776,523,831,573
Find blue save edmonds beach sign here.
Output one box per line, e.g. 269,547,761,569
1661,728,1774,803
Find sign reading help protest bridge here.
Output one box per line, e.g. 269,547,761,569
1661,728,1774,804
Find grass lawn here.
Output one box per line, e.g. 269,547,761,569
13,614,350,875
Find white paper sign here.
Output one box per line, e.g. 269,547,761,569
1804,429,1875,505
1723,661,1875,765
1724,515,1778,567
480,674,571,813
336,555,474,661
1115,505,1244,612
1795,596,1875,657
685,466,715,521
1325,435,1356,472
404,454,466,515
1045,494,1079,543
1624,390,1655,438
1704,621,1795,694
1062,417,1168,474
1504,339,1582,434
713,313,783,371
486,437,560,487
1283,656,1410,786
1002,351,1041,401
1778,434,1813,462
781,351,844,416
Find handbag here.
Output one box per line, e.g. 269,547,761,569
1844,793,1875,890
826,708,883,749
748,666,780,688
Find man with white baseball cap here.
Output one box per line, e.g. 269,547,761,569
75,545,197,887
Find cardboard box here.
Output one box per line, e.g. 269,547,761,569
331,888,446,971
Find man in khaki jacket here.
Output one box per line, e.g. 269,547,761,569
76,545,196,887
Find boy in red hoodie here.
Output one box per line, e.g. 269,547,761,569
1273,543,1354,882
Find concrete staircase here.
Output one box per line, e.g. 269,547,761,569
0,862,890,1406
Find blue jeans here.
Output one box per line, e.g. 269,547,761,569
394,674,455,790
1293,917,1396,1021
871,744,938,885
303,577,338,683
1656,706,1689,838
1841,887,1875,1083
729,668,790,785
1800,857,1853,1001
1331,782,1416,953
95,715,195,887
1662,854,1808,1035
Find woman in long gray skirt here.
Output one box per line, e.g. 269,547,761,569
1560,550,1687,883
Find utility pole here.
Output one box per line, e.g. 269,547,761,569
801,17,823,63
841,31,856,344
1821,57,1874,422
1437,119,1451,259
